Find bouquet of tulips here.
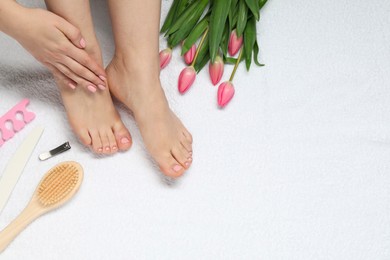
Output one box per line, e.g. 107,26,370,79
160,0,268,108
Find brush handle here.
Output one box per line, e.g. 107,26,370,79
0,203,42,253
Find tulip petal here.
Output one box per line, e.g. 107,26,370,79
184,44,196,65
159,49,172,69
178,66,196,94
217,82,235,107
209,56,224,85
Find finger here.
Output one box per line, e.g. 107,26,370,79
62,56,106,90
55,63,98,93
55,16,86,49
46,63,77,91
67,47,107,80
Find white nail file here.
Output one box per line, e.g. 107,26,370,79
0,127,44,215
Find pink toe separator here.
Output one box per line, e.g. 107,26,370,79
0,99,35,147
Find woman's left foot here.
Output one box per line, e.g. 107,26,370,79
106,56,193,178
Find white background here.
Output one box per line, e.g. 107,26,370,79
1,0,390,259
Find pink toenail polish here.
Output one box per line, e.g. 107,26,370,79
68,83,76,90
188,157,192,162
88,85,97,93
112,146,117,150
80,38,86,48
105,146,110,151
185,162,190,167
98,84,106,90
121,137,130,144
98,148,103,152
99,75,107,81
173,165,183,172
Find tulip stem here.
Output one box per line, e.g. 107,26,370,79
229,47,243,82
191,27,209,67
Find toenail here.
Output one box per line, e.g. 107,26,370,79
98,147,103,152
88,85,97,93
105,146,110,151
98,84,106,90
185,162,190,167
173,165,183,172
189,151,193,155
121,137,130,144
188,157,192,162
68,83,76,90
112,146,117,150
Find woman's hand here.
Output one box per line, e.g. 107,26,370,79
12,8,107,92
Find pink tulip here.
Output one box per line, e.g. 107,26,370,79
178,66,196,94
184,44,196,65
217,81,235,107
209,55,224,85
228,30,243,56
159,48,172,69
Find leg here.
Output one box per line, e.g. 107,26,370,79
44,0,132,154
106,0,193,178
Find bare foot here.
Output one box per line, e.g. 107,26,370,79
54,77,133,155
106,57,193,178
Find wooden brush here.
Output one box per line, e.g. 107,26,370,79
0,161,83,253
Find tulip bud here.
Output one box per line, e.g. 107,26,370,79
178,66,196,94
228,30,243,56
209,55,224,86
217,81,235,107
159,48,172,69
184,44,196,65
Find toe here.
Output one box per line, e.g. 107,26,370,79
107,129,118,153
113,122,132,151
182,129,193,144
157,153,186,178
99,130,111,154
89,130,103,153
77,128,92,147
171,145,192,169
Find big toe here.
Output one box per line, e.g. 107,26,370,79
113,122,132,151
157,153,186,178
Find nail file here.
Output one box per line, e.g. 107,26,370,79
0,127,44,215
0,99,35,147
39,142,71,161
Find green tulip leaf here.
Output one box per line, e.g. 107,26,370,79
259,0,268,10
166,0,208,36
244,16,256,70
245,0,260,21
236,0,248,37
181,17,209,55
209,0,232,62
253,40,264,66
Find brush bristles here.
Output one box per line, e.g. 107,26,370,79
37,164,79,207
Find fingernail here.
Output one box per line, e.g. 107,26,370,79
68,83,76,90
99,75,107,81
98,84,106,90
173,165,183,172
87,85,97,93
121,137,130,144
80,38,86,48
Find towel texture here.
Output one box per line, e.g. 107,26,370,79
1,0,390,259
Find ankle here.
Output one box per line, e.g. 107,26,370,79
112,52,160,82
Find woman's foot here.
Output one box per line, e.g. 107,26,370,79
106,56,193,178
55,78,133,154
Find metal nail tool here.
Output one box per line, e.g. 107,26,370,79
39,142,71,161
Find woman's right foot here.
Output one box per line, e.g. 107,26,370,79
106,56,193,178
55,77,133,155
